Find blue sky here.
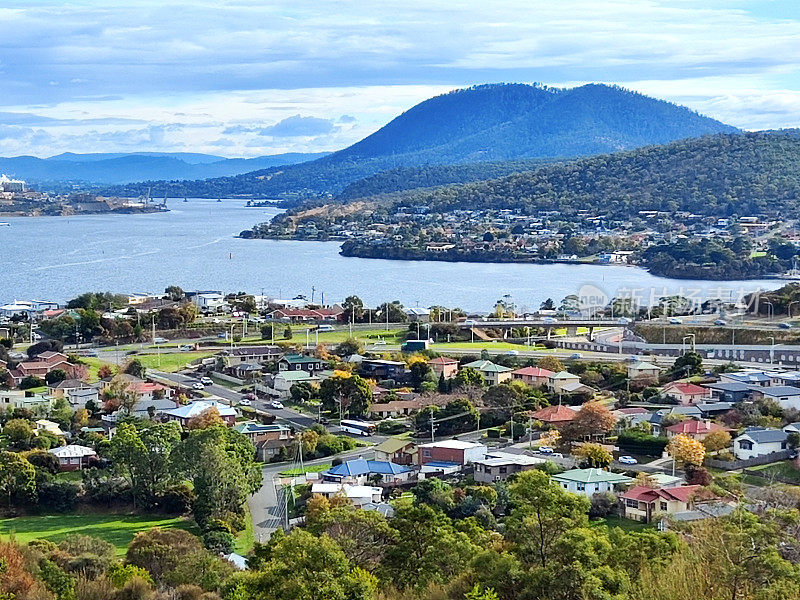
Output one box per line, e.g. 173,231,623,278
1,0,799,157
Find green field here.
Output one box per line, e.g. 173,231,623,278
431,341,537,352
279,463,331,476
0,513,199,555
133,351,215,372
589,515,651,531
747,461,800,483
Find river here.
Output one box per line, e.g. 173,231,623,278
0,199,780,311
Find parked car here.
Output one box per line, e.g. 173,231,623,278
200,376,213,386
153,337,168,344
238,399,252,407
269,400,284,409
192,382,205,391
618,455,638,465
317,325,335,332
538,446,554,454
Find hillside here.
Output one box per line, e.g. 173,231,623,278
0,151,328,185
373,131,800,218
99,83,737,199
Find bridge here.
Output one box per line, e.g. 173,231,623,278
458,318,630,341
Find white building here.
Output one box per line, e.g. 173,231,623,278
733,427,789,460
551,468,633,497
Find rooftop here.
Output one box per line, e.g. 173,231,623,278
552,468,633,484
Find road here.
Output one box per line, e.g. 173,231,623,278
249,446,376,542
150,369,316,429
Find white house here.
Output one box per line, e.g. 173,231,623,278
271,370,319,398
49,445,97,471
626,361,661,380
749,386,800,411
551,468,633,497
192,292,227,313
548,371,581,393
733,427,789,460
310,483,383,507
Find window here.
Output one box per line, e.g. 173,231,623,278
499,466,507,474
739,440,753,450
576,483,586,492
422,449,431,458
625,499,638,508
660,502,668,511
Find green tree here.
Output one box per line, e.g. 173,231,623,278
283,326,293,340
260,323,274,340
670,351,703,377
319,373,372,417
454,367,483,388
3,419,34,449
124,358,147,379
342,295,365,323
44,369,67,385
0,451,37,508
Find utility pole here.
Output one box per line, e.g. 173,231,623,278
430,411,435,442
299,436,304,474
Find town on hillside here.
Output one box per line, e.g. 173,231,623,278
3,284,800,597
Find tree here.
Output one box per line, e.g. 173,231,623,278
226,529,375,600
260,323,273,340
342,295,365,323
186,406,224,430
102,376,138,414
336,337,364,357
670,351,703,377
702,429,731,453
164,285,185,301
124,359,146,379
283,326,293,340
537,356,564,373
667,433,706,466
97,364,114,380
454,366,483,388
172,425,261,529
126,528,204,583
0,451,36,508
319,372,372,417
3,419,34,448
44,369,67,385
506,469,589,568
290,381,316,403
562,401,617,441
573,443,613,468
19,375,44,390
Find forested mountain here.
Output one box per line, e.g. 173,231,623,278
99,83,737,199
369,132,800,218
0,151,328,185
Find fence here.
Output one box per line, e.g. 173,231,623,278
210,371,245,385
704,450,793,471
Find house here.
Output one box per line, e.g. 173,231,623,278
230,363,263,380
369,399,423,419
720,370,772,387
10,351,73,386
271,370,319,398
47,378,92,398
322,458,413,485
405,307,431,322
646,473,684,488
232,422,292,443
374,437,419,465
662,381,712,405
704,382,751,403
551,468,633,497
191,292,227,313
35,419,65,437
225,345,282,365
277,354,326,374
255,436,296,462
548,371,581,393
418,439,488,466
665,419,727,441
658,501,736,530
310,483,382,507
749,386,800,410
0,390,52,412
695,401,735,418
621,485,715,522
626,361,661,380
558,381,596,396
160,400,237,427
48,444,97,471
473,451,548,483
428,357,459,379
648,406,703,436
269,307,344,323
783,422,800,435
733,427,789,460
511,366,554,386
360,359,407,381
529,404,577,428
462,360,512,385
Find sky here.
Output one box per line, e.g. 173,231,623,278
1,0,799,158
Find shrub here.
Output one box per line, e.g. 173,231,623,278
617,429,669,456
38,481,80,512
202,530,234,554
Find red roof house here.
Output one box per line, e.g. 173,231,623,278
511,366,554,386
662,381,712,405
621,485,716,522
665,419,726,440
530,404,577,427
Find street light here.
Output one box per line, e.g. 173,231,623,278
682,334,695,354
764,300,774,321
769,336,776,365
789,301,800,319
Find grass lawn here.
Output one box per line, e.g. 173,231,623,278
748,461,800,483
279,463,331,477
133,351,215,372
590,515,652,531
0,513,199,556
81,357,116,382
54,471,83,482
234,507,255,555
431,341,534,352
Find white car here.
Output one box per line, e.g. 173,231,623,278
668,317,682,324
538,446,554,455
192,382,205,391
317,325,335,332
238,398,252,407
269,401,284,409
504,350,519,356
200,377,213,386
373,340,387,346
618,455,638,465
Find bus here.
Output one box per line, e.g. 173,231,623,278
340,419,376,436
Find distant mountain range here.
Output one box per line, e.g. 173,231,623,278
99,82,739,199
0,151,328,185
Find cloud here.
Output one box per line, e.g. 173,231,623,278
258,115,336,138
338,115,357,123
